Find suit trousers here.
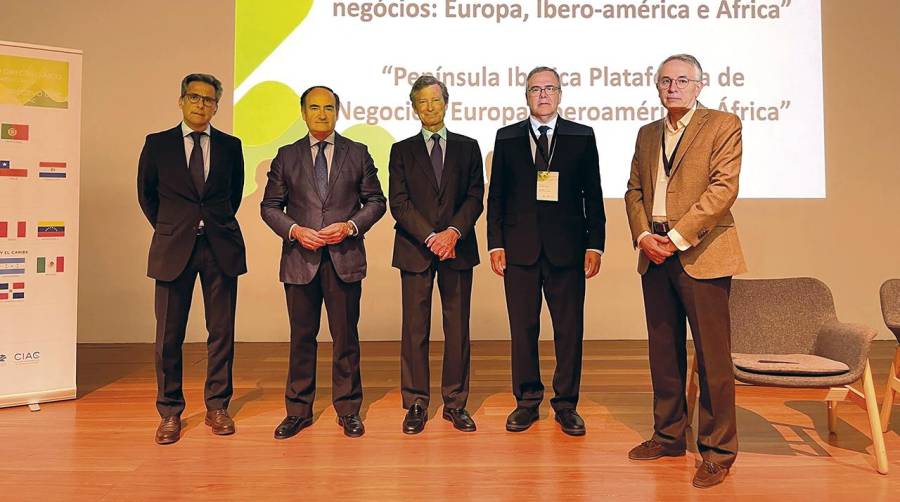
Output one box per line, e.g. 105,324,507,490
641,256,737,468
154,235,237,417
283,251,363,417
504,252,585,411
400,261,473,409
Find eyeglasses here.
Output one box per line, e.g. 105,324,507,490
527,85,560,95
656,77,700,90
184,93,218,107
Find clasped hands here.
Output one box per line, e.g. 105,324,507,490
428,228,458,261
490,250,602,279
291,222,352,251
639,234,678,265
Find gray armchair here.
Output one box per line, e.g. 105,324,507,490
879,279,900,432
685,277,888,474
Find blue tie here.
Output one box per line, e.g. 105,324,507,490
315,141,328,197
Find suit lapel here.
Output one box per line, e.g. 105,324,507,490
669,108,709,177
206,127,224,197
296,136,321,201
325,133,348,204
518,120,535,170
413,133,440,193
648,120,663,203
439,132,461,195
167,125,199,199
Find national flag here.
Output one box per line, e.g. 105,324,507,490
38,161,66,179
0,281,24,301
0,257,25,275
36,256,64,274
0,159,27,177
1,123,29,140
0,221,27,239
11,281,24,301
36,221,64,237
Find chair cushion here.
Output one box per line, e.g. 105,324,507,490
732,353,850,376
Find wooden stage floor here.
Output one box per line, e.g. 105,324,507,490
1,340,899,501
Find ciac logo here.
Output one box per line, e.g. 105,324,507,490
0,354,6,362
15,352,40,361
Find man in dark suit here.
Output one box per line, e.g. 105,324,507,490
388,76,484,434
138,73,246,445
261,85,386,439
487,66,605,436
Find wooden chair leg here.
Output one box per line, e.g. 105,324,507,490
861,360,889,474
827,400,838,433
880,346,900,432
686,356,699,426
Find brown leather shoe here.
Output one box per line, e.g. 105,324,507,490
627,439,686,460
205,409,235,435
155,416,181,445
692,460,729,488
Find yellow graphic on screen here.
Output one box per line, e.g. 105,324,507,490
0,54,69,109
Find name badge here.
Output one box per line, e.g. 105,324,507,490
536,171,559,202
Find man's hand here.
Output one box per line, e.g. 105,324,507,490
489,249,506,277
428,229,459,261
292,226,326,251
639,234,675,265
320,222,352,245
584,252,602,279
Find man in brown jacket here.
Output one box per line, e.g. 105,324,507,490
624,54,746,488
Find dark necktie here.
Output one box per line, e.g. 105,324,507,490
430,133,443,186
535,125,550,171
315,141,328,197
189,131,206,196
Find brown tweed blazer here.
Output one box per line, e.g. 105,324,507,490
625,107,747,279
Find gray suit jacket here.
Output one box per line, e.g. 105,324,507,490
261,133,386,285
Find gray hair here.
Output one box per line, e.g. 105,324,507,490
180,73,223,102
409,75,449,104
526,66,561,87
656,54,703,80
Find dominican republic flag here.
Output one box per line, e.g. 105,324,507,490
39,161,66,179
0,257,26,275
37,221,65,238
0,160,27,177
0,221,27,239
0,281,25,301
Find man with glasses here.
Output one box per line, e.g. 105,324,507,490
262,85,386,440
388,75,484,434
624,54,746,488
487,66,605,436
138,73,247,444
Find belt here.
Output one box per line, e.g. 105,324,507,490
651,221,670,236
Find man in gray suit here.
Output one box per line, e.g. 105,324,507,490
261,85,386,439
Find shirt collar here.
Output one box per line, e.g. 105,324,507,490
181,122,211,137
529,114,558,135
421,126,447,142
309,131,336,148
665,104,697,133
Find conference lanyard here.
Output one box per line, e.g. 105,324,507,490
661,125,687,177
528,122,558,172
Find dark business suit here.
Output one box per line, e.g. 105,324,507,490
389,131,484,409
137,123,247,418
261,132,386,418
487,117,605,411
